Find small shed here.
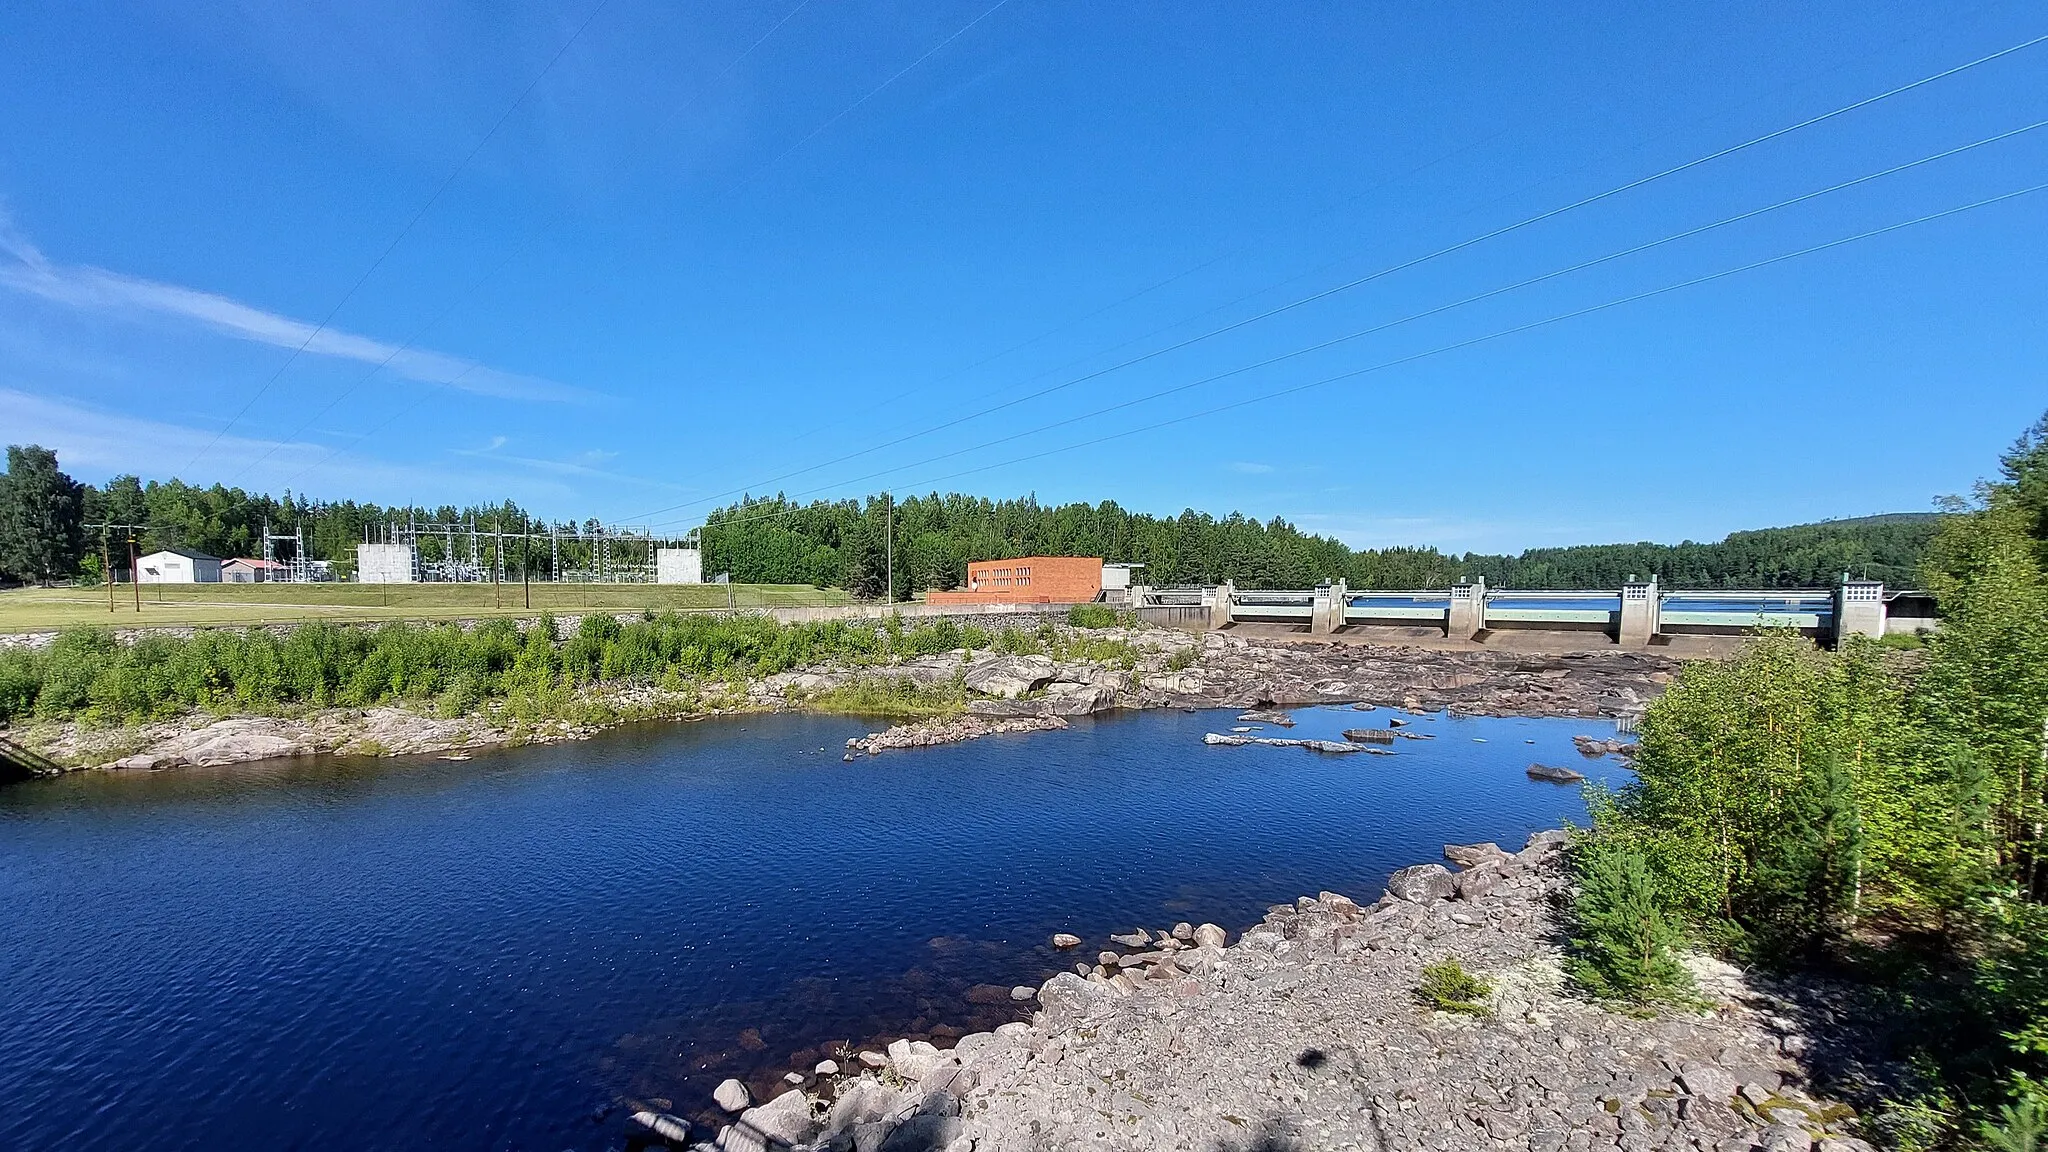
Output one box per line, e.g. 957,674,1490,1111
137,548,222,584
222,557,284,583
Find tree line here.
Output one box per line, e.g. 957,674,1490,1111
701,492,1939,595
1566,412,2048,1148
2,445,1939,591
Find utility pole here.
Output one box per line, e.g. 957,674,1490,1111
522,512,531,611
129,533,140,612
884,492,894,605
103,527,113,612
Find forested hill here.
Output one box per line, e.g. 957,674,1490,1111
1457,513,1942,590
700,493,1942,597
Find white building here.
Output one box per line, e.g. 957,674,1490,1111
355,543,420,583
137,548,221,583
656,547,703,584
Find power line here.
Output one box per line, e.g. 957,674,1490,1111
703,0,1018,207
676,180,2047,538
274,0,1015,492
267,0,822,491
908,183,2048,493
627,27,2048,523
763,0,1983,455
702,119,2048,500
186,0,615,474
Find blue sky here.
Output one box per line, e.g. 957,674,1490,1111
1,1,2043,552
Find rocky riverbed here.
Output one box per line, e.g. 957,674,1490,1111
5,620,1679,774
652,833,1884,1152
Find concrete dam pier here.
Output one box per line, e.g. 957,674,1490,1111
1134,579,1934,649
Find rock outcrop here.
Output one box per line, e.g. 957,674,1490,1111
701,831,1879,1152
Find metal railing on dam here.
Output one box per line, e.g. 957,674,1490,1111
1133,578,1934,648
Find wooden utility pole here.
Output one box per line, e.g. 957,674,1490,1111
129,534,140,612
103,528,113,612
522,513,530,610
884,492,893,605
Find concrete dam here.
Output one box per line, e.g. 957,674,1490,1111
1134,579,1934,648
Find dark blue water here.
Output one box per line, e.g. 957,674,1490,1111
0,706,1623,1151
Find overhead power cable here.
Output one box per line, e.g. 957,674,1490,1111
625,27,2048,524
655,1,1999,486
903,183,2048,494
703,0,1018,206
273,0,1012,493
267,0,822,491
186,0,615,474
672,179,2048,537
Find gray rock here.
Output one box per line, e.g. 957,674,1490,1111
1760,1121,1817,1152
1678,1066,1740,1103
1193,922,1227,947
962,654,1056,699
1049,932,1081,949
1009,984,1036,1001
1527,762,1587,783
880,1113,962,1152
1454,865,1502,900
1041,682,1114,715
714,1077,752,1112
630,1110,692,1143
1443,841,1506,868
1036,971,1112,1030
722,1088,818,1152
1385,863,1456,902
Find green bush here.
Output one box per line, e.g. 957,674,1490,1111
0,610,1068,729
1566,824,1691,1002
1066,603,1119,628
1413,960,1491,1016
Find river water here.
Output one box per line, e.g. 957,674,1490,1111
0,705,1625,1150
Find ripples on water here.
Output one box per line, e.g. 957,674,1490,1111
0,705,1626,1150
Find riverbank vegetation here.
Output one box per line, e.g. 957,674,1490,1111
0,611,1124,728
1566,414,2048,1149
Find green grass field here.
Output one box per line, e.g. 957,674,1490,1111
0,581,854,633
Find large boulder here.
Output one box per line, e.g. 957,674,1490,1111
1385,863,1456,902
713,1077,752,1112
962,655,1056,699
1041,682,1115,715
1442,842,1506,868
1453,866,1502,900
1036,971,1113,1030
722,1089,819,1152
154,718,312,767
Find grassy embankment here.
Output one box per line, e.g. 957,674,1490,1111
0,605,1146,737
0,581,852,634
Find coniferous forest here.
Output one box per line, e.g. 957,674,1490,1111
0,452,1951,594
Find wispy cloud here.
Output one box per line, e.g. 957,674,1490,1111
0,216,592,404
0,387,573,502
451,437,683,491
1228,461,1275,474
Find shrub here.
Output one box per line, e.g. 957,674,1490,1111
1414,960,1491,1016
1067,603,1119,628
1566,826,1691,1002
